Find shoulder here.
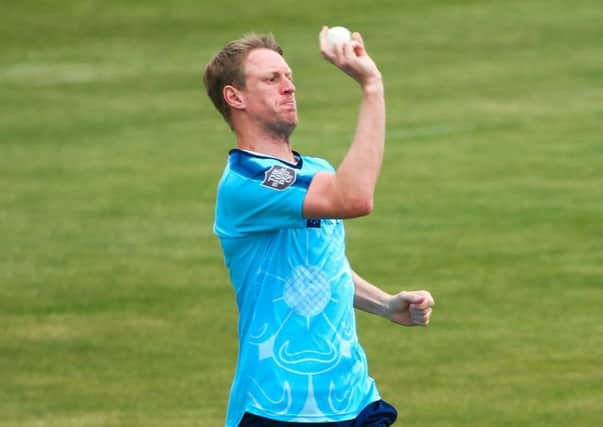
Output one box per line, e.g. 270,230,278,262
216,150,308,203
298,153,335,173
214,150,310,236
221,149,321,192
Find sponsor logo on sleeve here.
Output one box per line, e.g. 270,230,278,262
262,165,297,190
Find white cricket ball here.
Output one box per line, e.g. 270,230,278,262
327,26,352,48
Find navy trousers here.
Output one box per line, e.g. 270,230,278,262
239,399,397,427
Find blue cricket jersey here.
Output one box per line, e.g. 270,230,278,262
214,149,380,426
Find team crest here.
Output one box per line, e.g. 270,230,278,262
262,165,296,190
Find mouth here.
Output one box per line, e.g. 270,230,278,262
281,99,297,110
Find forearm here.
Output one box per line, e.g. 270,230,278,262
335,80,385,212
303,31,386,219
352,270,391,318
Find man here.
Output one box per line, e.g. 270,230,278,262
203,27,434,427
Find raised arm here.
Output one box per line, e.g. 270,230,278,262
303,27,386,219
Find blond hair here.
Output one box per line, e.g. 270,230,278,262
203,33,283,129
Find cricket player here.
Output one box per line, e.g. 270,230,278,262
203,27,435,426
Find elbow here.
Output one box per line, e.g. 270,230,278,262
347,196,374,217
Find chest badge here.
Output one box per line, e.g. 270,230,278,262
262,165,297,190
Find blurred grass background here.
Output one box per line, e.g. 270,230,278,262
1,0,602,426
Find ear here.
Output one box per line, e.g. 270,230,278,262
223,85,245,110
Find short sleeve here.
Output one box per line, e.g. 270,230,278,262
214,159,313,238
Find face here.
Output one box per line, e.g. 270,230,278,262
238,48,297,138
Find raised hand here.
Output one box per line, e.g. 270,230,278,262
319,26,382,89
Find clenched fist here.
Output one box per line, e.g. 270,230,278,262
386,290,435,327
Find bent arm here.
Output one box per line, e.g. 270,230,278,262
303,82,385,218
303,28,385,219
352,270,392,317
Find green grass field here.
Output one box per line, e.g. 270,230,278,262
2,1,602,426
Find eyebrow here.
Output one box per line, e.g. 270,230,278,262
245,67,293,81
263,68,293,76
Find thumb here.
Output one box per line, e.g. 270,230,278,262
399,291,425,306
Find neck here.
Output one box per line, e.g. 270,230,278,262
234,123,295,163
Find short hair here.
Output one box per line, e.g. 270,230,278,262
203,33,283,129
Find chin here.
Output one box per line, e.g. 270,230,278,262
267,121,297,139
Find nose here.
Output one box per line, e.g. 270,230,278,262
282,78,295,94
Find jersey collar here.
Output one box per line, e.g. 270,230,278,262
229,148,303,169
